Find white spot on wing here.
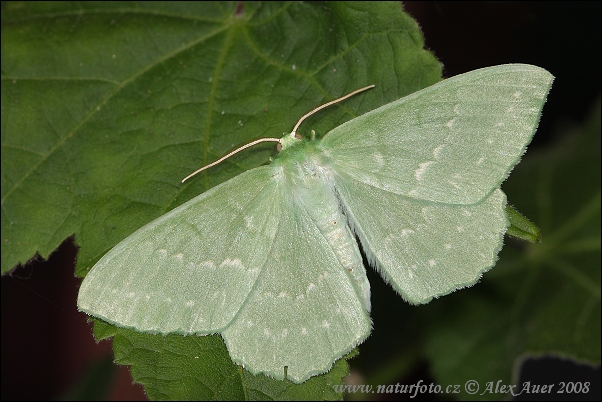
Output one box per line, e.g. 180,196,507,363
301,327,308,335
445,118,455,128
175,253,184,261
220,258,243,269
400,229,414,237
449,181,461,190
199,261,215,269
373,152,385,168
306,283,316,293
322,320,330,328
433,145,444,159
415,161,435,181
429,259,436,267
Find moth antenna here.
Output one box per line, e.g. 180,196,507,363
290,85,375,137
182,137,281,183
183,85,375,183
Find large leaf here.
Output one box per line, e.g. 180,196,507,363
2,1,442,399
2,1,440,275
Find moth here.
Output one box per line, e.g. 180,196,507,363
78,64,553,383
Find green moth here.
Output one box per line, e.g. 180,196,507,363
78,64,554,383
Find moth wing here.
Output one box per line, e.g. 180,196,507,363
221,168,371,383
332,171,508,305
77,166,281,334
319,64,553,204
78,164,371,383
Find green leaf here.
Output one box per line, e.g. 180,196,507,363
506,204,542,243
94,319,349,400
1,1,441,276
2,1,442,399
95,314,362,400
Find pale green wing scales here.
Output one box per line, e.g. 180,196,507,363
222,155,372,383
78,156,372,383
318,64,554,204
332,171,508,304
77,166,281,334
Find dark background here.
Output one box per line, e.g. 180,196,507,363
2,2,600,400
